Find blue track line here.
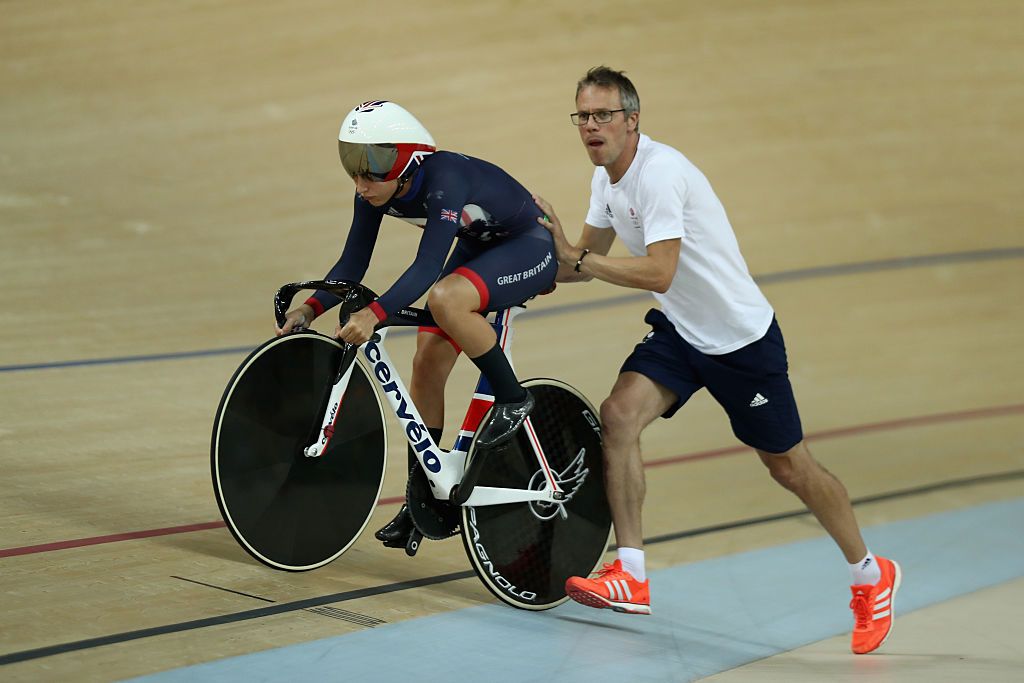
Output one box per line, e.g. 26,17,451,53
2,247,1022,375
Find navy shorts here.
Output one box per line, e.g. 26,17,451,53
438,226,556,313
419,226,556,351
620,309,804,454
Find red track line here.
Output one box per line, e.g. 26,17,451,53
644,403,1024,469
0,522,226,558
3,403,1021,559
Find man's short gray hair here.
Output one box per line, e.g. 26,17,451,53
576,66,641,129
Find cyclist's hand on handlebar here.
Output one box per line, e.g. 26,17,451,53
276,304,314,336
336,307,378,345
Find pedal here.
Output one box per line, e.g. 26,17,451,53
405,529,423,557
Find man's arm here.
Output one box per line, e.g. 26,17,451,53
533,194,618,283
554,224,616,282
533,193,676,292
573,237,679,293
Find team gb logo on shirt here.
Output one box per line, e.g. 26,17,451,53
629,207,642,229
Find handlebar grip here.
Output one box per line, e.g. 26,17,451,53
273,279,438,330
273,279,371,328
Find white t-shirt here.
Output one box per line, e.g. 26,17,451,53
585,134,774,354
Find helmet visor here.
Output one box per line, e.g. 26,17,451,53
338,141,398,181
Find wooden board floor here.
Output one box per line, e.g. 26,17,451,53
2,1,1022,680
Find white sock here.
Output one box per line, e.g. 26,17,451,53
849,551,881,585
617,547,646,582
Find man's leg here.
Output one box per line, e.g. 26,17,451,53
700,316,885,586
758,441,902,654
563,371,675,615
599,371,677,551
756,441,866,563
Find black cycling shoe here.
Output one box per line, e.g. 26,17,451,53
474,392,535,449
374,504,415,548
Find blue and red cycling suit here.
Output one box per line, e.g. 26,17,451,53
306,151,556,345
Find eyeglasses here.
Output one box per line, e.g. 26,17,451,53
570,109,626,126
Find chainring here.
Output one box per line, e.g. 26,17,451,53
406,464,461,540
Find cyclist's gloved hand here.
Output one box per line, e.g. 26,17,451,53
276,305,313,336
336,307,378,345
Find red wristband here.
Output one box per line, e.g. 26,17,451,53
368,301,387,322
304,297,325,318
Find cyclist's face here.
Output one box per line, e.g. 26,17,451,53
575,85,637,169
353,174,399,206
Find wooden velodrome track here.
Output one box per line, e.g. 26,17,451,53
2,1,1022,680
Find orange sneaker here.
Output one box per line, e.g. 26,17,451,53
565,560,651,615
849,556,902,654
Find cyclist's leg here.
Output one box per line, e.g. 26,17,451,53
429,274,529,448
410,243,473,452
429,228,557,447
376,335,457,547
428,276,502,357
377,256,465,548
410,330,460,429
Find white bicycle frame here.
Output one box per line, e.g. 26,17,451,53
302,306,566,510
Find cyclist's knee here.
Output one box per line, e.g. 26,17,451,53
428,276,479,320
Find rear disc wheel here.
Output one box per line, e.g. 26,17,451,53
461,378,611,610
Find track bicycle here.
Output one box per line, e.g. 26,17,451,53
211,280,612,610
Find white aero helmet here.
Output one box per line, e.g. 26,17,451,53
338,100,436,182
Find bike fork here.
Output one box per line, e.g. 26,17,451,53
302,343,358,458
